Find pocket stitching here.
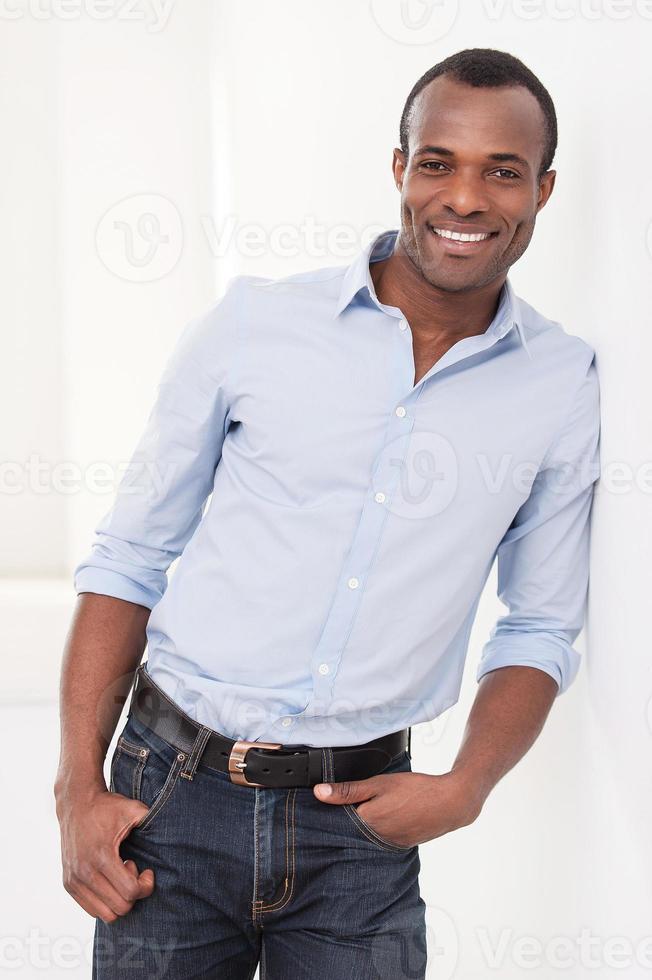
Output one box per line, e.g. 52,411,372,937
117,735,150,760
343,803,415,853
113,737,150,799
134,751,185,833
109,745,124,794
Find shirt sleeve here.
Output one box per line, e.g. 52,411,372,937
476,349,601,694
73,276,244,610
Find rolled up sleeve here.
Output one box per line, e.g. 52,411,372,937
477,351,601,694
73,277,244,609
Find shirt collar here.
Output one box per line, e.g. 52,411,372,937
333,229,531,359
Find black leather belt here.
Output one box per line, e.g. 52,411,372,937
127,663,410,788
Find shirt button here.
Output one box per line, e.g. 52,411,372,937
281,717,293,727
318,663,330,675
395,406,407,418
374,492,386,504
398,320,408,332
347,577,359,590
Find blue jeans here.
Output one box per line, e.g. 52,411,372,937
94,710,427,978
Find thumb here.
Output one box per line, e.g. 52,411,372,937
313,780,369,805
137,867,155,895
124,859,155,896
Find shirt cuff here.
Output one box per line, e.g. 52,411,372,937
476,633,582,695
74,566,162,610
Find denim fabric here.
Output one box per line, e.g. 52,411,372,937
93,711,427,979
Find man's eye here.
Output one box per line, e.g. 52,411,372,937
492,169,520,179
420,161,448,172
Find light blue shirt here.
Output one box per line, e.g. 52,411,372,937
75,229,601,747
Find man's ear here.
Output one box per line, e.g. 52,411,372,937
536,169,556,213
393,147,407,192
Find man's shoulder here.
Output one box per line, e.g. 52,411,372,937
221,262,349,306
513,289,597,365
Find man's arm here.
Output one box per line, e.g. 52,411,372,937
313,665,557,846
449,664,558,808
55,280,244,922
54,594,154,924
56,594,150,799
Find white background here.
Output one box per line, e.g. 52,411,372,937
2,1,651,977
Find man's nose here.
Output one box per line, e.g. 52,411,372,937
438,172,490,216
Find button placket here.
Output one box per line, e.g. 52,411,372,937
309,407,418,700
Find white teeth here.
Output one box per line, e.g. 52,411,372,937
432,228,491,242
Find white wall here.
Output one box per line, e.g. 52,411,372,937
2,1,650,977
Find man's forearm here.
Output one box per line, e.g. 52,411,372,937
54,593,150,804
451,664,559,810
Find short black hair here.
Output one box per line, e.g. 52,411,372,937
399,48,557,179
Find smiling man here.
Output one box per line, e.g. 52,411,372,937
56,48,601,980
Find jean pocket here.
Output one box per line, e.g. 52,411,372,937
342,749,417,854
109,716,187,834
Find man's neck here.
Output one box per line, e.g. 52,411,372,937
369,240,506,343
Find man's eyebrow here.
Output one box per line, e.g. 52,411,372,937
412,145,531,170
413,145,454,158
487,151,531,170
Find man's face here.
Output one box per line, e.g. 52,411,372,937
394,75,556,293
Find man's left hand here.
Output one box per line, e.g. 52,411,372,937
313,770,483,848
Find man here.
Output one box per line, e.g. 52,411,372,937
55,48,601,979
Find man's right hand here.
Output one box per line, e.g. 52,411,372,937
56,785,155,923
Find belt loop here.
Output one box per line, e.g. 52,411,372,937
180,726,212,781
320,747,334,783
307,748,324,786
125,662,144,716
407,726,412,760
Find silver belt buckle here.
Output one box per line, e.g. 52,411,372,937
228,739,283,787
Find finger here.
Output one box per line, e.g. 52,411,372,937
102,852,155,904
123,859,155,897
313,779,377,804
81,866,140,917
137,867,155,894
68,879,120,924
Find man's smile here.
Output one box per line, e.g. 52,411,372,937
427,223,500,254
